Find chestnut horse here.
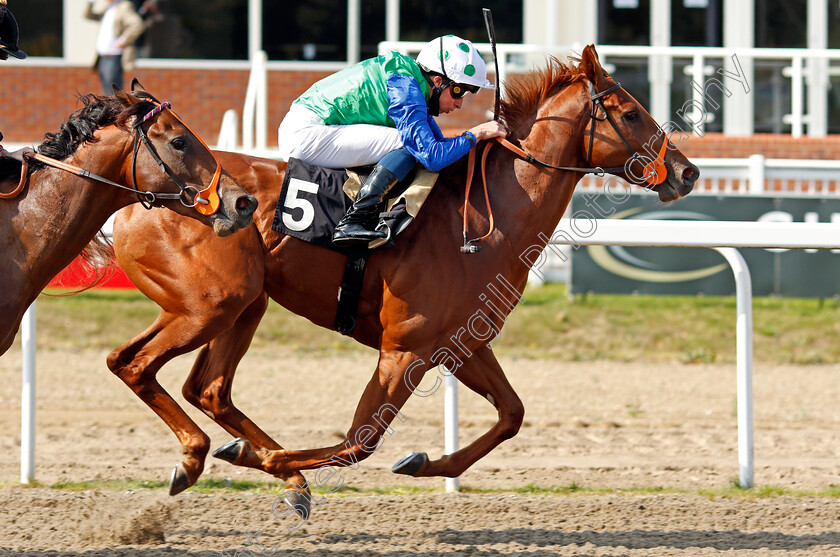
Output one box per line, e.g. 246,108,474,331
109,47,698,512
0,85,257,357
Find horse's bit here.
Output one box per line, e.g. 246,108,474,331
461,80,668,253
28,98,222,215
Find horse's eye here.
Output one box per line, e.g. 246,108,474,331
623,111,639,122
171,137,188,151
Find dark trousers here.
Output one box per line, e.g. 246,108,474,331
97,55,123,95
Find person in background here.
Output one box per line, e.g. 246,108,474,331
0,1,25,61
0,0,31,162
277,35,506,247
84,0,145,95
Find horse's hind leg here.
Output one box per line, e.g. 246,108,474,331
107,310,230,495
214,349,420,477
181,293,311,513
393,345,525,478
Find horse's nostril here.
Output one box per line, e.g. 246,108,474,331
236,195,257,216
682,166,698,184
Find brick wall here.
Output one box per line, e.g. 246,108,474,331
1,65,493,147
4,65,840,159
680,133,840,160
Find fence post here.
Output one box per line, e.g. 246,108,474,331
713,248,754,489
242,51,268,152
747,154,765,194
216,109,239,151
783,57,805,138
444,372,460,492
21,302,36,484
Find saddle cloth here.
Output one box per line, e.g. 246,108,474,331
271,158,438,252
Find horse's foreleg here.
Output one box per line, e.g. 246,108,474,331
216,350,419,479
182,293,311,513
0,286,29,356
107,311,226,495
395,346,524,478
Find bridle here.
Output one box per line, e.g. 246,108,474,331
28,97,223,215
496,81,668,183
462,79,669,253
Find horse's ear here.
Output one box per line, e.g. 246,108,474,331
580,44,609,87
112,85,136,107
130,78,146,93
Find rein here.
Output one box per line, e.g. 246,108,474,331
0,153,28,200
26,99,223,215
461,80,669,253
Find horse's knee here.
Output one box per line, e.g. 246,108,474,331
106,347,125,372
498,398,525,441
195,381,232,420
111,358,154,391
107,343,142,372
181,381,202,410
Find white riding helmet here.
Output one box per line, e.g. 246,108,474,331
416,35,493,89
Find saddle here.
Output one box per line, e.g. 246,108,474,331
271,158,438,253
271,158,439,336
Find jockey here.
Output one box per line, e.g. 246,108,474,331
277,35,507,247
0,2,30,162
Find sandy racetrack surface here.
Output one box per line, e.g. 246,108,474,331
2,347,840,555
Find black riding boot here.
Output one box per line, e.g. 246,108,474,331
332,165,399,247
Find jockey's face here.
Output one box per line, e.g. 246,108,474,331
431,75,465,114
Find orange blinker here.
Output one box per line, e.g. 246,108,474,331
640,138,669,186
194,164,222,215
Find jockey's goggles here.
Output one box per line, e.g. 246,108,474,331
448,82,480,99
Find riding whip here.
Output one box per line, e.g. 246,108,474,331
482,8,501,121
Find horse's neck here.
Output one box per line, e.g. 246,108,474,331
9,151,128,289
493,135,584,255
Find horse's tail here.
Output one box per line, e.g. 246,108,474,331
45,231,117,296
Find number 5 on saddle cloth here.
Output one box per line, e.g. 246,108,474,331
271,158,438,252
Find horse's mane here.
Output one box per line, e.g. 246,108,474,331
31,92,155,295
499,56,586,134
31,93,154,169
436,57,587,190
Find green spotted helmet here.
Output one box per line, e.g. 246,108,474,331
416,35,493,90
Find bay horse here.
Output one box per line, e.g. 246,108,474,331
109,46,698,513
0,84,257,357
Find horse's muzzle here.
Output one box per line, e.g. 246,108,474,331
235,194,258,220
680,164,699,191
654,161,699,202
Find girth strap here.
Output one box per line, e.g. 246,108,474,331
334,249,370,336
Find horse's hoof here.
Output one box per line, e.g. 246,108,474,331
391,452,428,476
212,437,247,464
169,464,192,496
283,489,311,520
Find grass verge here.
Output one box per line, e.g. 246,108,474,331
4,479,840,499
33,285,840,363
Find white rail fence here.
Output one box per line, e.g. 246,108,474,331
380,41,840,138
580,156,840,197
216,48,840,196
216,42,840,153
443,219,840,492
217,50,272,157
